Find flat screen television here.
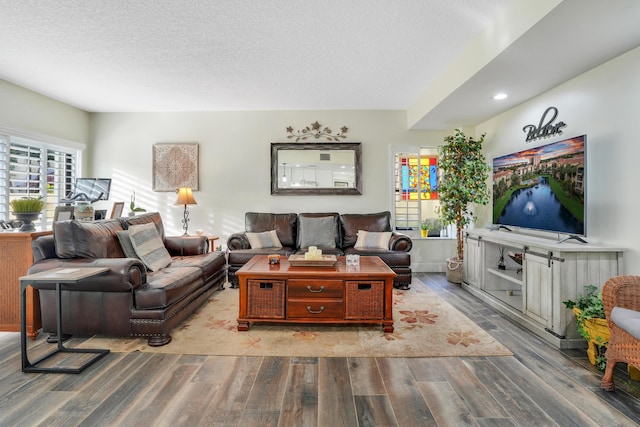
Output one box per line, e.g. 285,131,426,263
73,178,112,201
492,135,586,237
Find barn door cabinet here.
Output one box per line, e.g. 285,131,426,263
463,229,623,349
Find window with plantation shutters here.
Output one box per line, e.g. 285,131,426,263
1,133,78,230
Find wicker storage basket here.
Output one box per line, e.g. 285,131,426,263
247,280,285,319
345,281,384,320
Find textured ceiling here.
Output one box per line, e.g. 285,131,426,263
1,1,639,130
0,0,511,112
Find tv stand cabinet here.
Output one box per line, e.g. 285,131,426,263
463,229,624,348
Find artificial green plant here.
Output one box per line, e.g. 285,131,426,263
438,129,491,261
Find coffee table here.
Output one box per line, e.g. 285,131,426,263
236,255,396,332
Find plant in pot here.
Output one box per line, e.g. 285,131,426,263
10,197,47,232
563,285,609,370
129,191,147,216
564,286,640,379
438,129,490,283
420,220,429,238
427,218,442,237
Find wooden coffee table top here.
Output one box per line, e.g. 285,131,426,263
237,255,396,279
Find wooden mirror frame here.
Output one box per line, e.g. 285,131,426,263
271,142,362,195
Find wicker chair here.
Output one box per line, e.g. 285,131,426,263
601,275,640,391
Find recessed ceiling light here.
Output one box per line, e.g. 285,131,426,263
493,93,508,100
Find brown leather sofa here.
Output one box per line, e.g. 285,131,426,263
227,211,412,289
28,212,226,346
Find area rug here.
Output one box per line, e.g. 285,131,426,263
81,278,512,358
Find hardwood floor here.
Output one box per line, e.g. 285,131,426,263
1,273,639,426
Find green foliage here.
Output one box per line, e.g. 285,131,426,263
421,218,440,230
564,285,608,371
438,129,491,260
129,191,146,213
562,285,605,320
10,197,46,213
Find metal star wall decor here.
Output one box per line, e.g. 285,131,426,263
286,121,348,142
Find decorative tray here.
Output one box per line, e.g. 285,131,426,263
287,254,337,266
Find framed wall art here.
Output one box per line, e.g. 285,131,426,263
152,143,199,192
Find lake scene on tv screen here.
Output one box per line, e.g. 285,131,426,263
492,135,585,235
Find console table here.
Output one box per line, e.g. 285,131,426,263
236,255,396,332
463,229,624,348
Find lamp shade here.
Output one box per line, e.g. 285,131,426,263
175,187,197,206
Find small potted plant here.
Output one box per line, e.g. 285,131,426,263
129,191,147,216
563,285,608,370
10,197,47,232
420,220,429,238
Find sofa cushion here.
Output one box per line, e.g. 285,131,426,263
246,230,283,249
53,219,125,259
171,251,227,283
128,223,172,271
245,212,298,248
354,230,392,249
121,212,165,240
116,230,139,259
340,212,391,248
298,215,336,248
612,306,640,340
135,266,203,309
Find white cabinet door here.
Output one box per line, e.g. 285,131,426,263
524,252,552,327
463,235,482,288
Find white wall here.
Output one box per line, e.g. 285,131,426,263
476,45,640,273
0,79,89,155
89,110,456,268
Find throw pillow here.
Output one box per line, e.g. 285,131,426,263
298,216,336,248
116,230,139,259
246,230,283,249
53,219,124,258
354,230,392,249
128,222,172,271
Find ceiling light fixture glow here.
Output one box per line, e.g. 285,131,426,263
493,93,508,100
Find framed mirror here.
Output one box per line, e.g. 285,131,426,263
271,142,362,195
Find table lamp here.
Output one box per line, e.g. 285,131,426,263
175,187,197,236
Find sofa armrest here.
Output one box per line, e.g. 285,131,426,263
27,257,146,292
164,236,208,256
31,235,57,262
227,232,250,250
389,232,412,252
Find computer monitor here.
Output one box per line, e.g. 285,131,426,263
66,178,112,202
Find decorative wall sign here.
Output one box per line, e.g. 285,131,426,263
286,121,348,142
152,143,199,191
522,106,567,142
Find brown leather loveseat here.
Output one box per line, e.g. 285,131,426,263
28,212,226,346
227,211,412,289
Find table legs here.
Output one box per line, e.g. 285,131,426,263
20,281,109,374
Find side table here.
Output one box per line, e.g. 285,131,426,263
19,267,110,374
208,236,219,252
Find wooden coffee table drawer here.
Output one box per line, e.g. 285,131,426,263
287,300,344,319
287,279,343,298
